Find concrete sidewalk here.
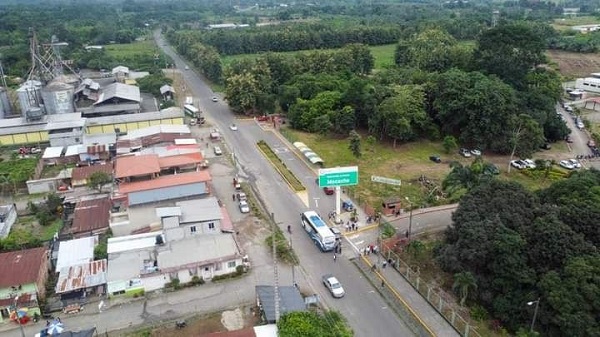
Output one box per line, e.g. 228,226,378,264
362,253,460,337
330,199,460,337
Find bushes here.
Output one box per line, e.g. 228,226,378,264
190,275,205,286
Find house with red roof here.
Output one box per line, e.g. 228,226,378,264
0,247,48,323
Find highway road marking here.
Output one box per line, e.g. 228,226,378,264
354,240,364,246
369,290,375,293
314,198,319,208
382,306,388,310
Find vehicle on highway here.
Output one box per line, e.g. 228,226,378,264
184,104,199,118
214,146,222,156
239,200,250,213
229,124,238,131
301,211,336,252
565,105,574,113
211,96,218,102
559,160,575,170
323,186,334,195
322,274,345,298
470,149,482,156
510,160,527,170
184,66,189,70
459,148,471,157
429,155,442,163
236,192,247,202
565,135,573,143
568,159,582,168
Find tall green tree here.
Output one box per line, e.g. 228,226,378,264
87,171,112,193
453,271,477,306
474,23,546,88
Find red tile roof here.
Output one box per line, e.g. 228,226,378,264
118,171,211,194
71,197,111,234
0,247,47,288
158,153,204,169
114,154,160,179
71,164,113,182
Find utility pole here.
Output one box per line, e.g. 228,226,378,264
405,197,413,240
289,232,296,287
270,213,280,323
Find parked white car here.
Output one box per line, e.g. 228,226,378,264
213,146,223,156
568,159,582,168
559,160,575,170
523,159,536,169
239,200,250,213
459,148,471,157
470,149,482,156
510,160,526,170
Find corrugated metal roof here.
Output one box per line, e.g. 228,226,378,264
119,124,190,140
0,247,47,287
112,66,129,74
160,85,175,94
128,182,207,206
42,146,64,159
158,153,203,169
71,164,112,182
71,197,111,235
107,231,163,254
115,154,160,179
55,259,107,293
119,170,211,194
95,83,140,105
85,108,183,127
55,236,97,272
256,286,306,323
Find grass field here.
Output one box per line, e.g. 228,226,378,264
552,16,600,31
221,43,397,70
104,40,158,58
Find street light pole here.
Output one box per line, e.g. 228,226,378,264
527,298,540,332
14,297,25,337
405,197,413,241
289,231,296,287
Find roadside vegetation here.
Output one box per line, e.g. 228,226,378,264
257,140,305,192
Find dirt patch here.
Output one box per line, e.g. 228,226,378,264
126,307,259,337
547,50,600,78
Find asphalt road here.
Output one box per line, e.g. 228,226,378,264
153,32,416,337
558,102,599,169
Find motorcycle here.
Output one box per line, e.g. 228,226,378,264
175,320,187,329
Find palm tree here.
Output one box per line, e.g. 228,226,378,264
442,162,477,195
453,271,477,306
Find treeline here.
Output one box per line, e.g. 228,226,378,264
167,31,223,83
549,31,600,53
220,23,568,158
174,23,402,56
436,171,600,336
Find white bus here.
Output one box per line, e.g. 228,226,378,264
301,211,336,252
184,104,199,117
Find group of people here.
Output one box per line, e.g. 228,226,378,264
363,244,379,256
345,221,359,232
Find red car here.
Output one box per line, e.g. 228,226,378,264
323,187,334,195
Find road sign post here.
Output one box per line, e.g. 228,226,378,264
318,166,359,223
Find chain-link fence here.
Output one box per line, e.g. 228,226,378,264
380,246,483,337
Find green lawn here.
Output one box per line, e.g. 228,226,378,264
104,40,158,58
221,43,398,70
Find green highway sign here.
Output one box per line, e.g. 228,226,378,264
318,166,359,187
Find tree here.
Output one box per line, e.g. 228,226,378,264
88,171,112,193
474,23,546,88
396,29,458,72
453,271,477,306
442,135,458,154
348,130,362,158
278,310,353,337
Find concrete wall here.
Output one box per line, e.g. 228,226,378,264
0,204,17,239
26,177,60,194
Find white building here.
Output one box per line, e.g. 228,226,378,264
575,77,600,94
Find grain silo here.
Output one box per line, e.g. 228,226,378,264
17,80,43,116
0,87,11,118
41,79,74,115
